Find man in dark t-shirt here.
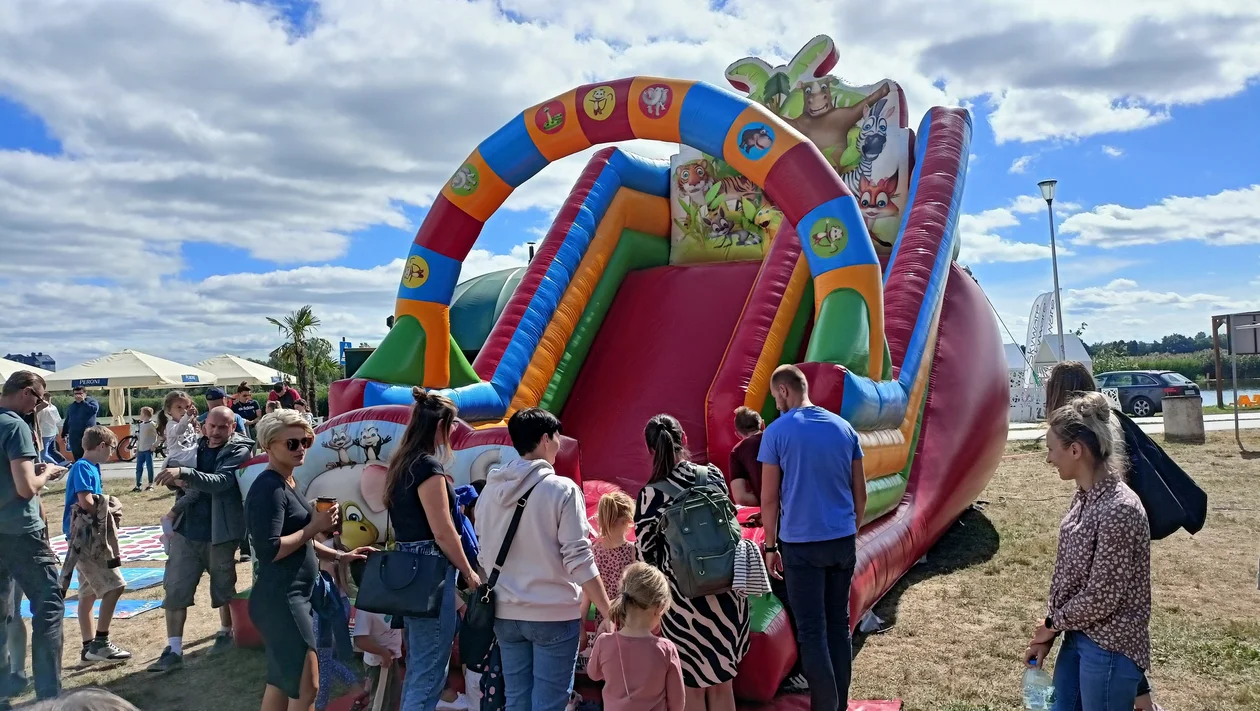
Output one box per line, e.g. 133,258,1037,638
729,406,764,506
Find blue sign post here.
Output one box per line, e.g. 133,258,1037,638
339,339,350,367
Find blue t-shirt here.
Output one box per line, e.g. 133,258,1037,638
758,406,864,543
63,458,103,537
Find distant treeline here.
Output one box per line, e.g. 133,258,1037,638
1089,350,1259,381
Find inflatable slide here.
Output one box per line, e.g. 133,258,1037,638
242,36,1008,701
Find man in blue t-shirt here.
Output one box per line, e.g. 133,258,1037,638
758,364,866,711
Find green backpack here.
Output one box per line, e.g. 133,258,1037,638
649,465,742,598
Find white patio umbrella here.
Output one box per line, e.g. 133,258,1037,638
45,350,217,424
0,358,54,381
195,354,295,388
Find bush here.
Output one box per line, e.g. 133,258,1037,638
1091,349,1260,381
49,386,332,421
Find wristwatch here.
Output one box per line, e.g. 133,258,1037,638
764,543,779,553
1044,616,1059,635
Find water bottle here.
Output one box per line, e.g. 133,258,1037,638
1022,659,1054,709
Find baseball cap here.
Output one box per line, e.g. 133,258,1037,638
206,387,228,401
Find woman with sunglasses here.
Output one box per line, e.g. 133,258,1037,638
245,410,373,711
383,388,482,711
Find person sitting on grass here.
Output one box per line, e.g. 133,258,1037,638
60,426,132,664
728,407,764,506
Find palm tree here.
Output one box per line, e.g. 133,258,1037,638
267,305,321,415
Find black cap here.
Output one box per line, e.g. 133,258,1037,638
206,387,227,401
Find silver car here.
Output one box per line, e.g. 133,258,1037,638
1095,370,1201,418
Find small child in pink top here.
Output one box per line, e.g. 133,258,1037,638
579,492,640,667
587,562,684,711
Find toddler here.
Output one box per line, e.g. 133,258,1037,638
132,406,157,492
580,493,638,645
587,563,684,711
157,391,201,553
157,391,200,468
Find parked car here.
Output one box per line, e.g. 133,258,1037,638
1095,370,1201,417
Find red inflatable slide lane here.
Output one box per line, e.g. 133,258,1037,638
560,261,762,493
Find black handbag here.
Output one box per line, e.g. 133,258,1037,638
356,508,450,618
461,483,538,669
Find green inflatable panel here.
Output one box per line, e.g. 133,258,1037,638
747,592,786,633
355,314,427,386
448,336,481,388
760,280,815,424
804,289,871,376
539,230,670,413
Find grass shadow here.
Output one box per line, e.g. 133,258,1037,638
853,506,1000,655
99,637,267,710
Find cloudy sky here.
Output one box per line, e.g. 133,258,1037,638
1,0,1257,370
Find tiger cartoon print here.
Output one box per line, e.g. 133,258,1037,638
675,158,759,207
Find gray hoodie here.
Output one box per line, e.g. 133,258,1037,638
475,458,598,622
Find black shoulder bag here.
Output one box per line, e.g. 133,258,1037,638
356,507,446,619
461,483,538,670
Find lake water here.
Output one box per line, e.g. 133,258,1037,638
1201,381,1260,406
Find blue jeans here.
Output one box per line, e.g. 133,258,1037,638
782,535,856,711
1052,632,1143,711
0,531,63,700
39,438,64,466
399,541,458,711
134,450,154,486
494,618,581,711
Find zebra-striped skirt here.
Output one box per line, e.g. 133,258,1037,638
636,463,750,688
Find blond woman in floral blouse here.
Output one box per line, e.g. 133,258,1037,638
1024,392,1151,711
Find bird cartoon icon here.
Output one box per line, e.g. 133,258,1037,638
339,502,380,549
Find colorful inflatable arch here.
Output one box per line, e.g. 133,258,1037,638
251,36,1009,702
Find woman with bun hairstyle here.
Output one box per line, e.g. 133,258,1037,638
1024,392,1151,711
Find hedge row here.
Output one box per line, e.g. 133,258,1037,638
49,387,331,421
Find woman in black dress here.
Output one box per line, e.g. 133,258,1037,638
246,410,372,711
384,389,481,711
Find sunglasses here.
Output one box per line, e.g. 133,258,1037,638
285,437,314,452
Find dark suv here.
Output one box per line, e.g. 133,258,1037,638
1095,370,1200,417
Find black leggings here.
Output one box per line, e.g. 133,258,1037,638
1137,672,1151,696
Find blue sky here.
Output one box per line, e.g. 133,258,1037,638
1,0,1257,368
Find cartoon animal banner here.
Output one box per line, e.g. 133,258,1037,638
237,406,521,549
669,147,782,264
236,405,585,550
667,35,911,262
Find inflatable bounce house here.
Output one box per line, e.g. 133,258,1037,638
239,35,1008,703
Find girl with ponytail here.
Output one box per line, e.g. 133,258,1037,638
635,414,748,711
1024,392,1152,710
587,563,684,711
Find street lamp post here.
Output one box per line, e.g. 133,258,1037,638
1038,179,1066,359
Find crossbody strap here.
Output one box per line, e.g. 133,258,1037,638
486,482,540,591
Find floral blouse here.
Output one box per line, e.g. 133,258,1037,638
1047,478,1152,669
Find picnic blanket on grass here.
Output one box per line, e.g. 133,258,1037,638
50,525,166,562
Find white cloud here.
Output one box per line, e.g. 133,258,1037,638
1102,145,1124,158
1009,155,1036,174
985,277,1258,345
3,0,1260,358
957,194,1089,264
1061,185,1260,247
